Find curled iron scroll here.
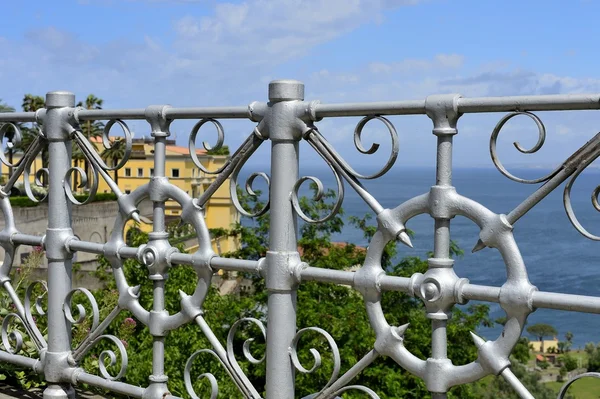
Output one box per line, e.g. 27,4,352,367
558,372,600,399
23,166,49,203
24,279,47,320
563,164,600,240
490,111,560,184
0,123,22,168
101,119,133,171
289,327,341,394
189,118,227,174
63,287,100,332
63,166,99,205
184,349,221,399
317,116,399,180
230,164,271,217
291,163,344,224
226,317,266,366
1,313,25,354
94,334,128,380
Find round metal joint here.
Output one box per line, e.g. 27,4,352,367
45,91,75,108
268,80,304,102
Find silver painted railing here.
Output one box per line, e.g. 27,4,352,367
0,81,599,398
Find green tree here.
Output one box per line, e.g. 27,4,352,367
75,94,105,190
19,95,47,184
526,323,557,353
85,185,542,398
0,100,16,176
100,137,126,185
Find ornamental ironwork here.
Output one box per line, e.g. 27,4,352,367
0,81,598,398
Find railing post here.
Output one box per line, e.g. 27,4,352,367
43,91,76,399
265,80,304,399
424,94,462,398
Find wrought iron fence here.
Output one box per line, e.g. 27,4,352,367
0,81,598,398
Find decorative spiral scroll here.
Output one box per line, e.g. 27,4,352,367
317,116,399,180
230,165,271,217
63,287,100,332
226,317,266,366
189,119,227,174
490,111,560,184
558,372,600,399
24,280,47,323
0,123,22,167
290,327,341,394
101,119,133,171
1,313,25,354
329,385,381,398
22,166,48,203
63,166,99,205
291,161,344,224
563,166,600,240
92,334,128,380
184,349,221,399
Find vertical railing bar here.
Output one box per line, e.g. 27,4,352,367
43,91,77,399
264,80,304,399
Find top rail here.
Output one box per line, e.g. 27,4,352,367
1,93,599,123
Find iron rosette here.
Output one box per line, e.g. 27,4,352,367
354,189,537,393
103,181,215,333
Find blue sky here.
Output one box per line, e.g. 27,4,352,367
2,0,600,169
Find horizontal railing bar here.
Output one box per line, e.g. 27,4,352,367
457,94,600,113
314,100,426,117
532,290,600,314
118,246,141,259
67,239,104,254
75,370,145,398
76,109,147,120
461,284,600,315
314,94,600,118
165,106,250,119
378,275,414,293
461,284,501,303
301,266,356,286
210,256,262,273
11,233,44,247
0,350,41,371
76,106,251,121
0,112,37,122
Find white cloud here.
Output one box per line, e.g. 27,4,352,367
368,54,464,75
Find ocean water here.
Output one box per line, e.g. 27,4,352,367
288,166,600,348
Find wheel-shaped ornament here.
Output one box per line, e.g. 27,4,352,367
354,188,537,393
103,182,215,333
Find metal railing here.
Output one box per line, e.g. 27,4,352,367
0,81,598,398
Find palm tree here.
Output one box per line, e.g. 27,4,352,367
76,95,105,192
101,137,125,187
20,95,46,184
0,100,15,177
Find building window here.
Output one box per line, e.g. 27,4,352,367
150,168,154,177
192,169,195,177
125,168,131,177
137,168,143,177
172,168,180,178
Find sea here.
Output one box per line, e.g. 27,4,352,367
281,166,600,349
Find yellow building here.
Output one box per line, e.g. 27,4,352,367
13,137,240,255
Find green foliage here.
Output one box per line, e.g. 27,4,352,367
8,192,117,208
206,145,230,155
473,361,556,399
0,247,46,389
585,343,600,372
561,354,578,372
526,323,557,341
1,178,541,397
